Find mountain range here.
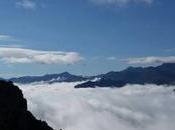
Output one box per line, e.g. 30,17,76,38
9,72,89,84
75,63,175,88
5,63,175,88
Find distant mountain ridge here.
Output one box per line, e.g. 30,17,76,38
9,72,89,84
5,63,175,87
75,63,175,88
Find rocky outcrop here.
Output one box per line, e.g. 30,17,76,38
0,80,54,130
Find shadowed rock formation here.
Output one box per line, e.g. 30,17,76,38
0,80,55,130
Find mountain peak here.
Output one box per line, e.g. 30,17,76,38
124,66,143,72
59,72,71,76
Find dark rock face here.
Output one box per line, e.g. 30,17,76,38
0,80,54,130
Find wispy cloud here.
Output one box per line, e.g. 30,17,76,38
126,56,175,64
0,35,16,41
0,47,83,64
16,0,36,10
0,44,24,48
165,48,175,52
89,0,154,6
107,56,117,61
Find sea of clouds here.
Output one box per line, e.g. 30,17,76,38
18,82,175,130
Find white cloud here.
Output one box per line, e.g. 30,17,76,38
18,82,175,130
126,56,175,64
0,47,83,64
90,0,154,6
16,0,36,10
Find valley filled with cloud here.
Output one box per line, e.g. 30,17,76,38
18,82,175,130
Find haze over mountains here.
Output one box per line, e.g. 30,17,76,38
6,63,175,88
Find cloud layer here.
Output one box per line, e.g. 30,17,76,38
126,56,175,64
18,82,175,130
0,47,82,64
89,0,154,6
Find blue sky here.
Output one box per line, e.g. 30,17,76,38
0,0,175,77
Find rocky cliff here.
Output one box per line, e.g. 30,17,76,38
0,80,55,130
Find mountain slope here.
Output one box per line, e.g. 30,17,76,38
75,63,175,88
